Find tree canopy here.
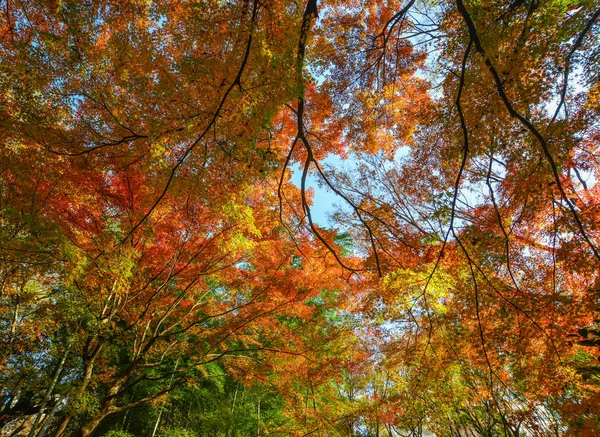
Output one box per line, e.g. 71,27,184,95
1,0,600,436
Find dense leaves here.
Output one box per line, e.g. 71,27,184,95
1,0,600,436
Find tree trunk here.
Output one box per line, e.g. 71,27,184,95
28,346,70,437
151,409,163,437
35,395,63,437
9,296,19,344
53,417,70,437
256,399,260,437
54,345,101,437
78,412,109,437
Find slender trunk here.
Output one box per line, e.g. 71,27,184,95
54,345,101,437
35,395,63,437
151,409,163,437
9,296,19,344
150,358,178,437
231,383,239,413
28,346,70,437
121,408,130,433
256,399,260,437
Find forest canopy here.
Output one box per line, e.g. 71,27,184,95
1,0,600,436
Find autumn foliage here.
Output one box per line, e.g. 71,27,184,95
1,0,600,436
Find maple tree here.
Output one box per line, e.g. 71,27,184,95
1,0,600,436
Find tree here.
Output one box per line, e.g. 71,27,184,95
0,1,353,435
2,0,600,436
309,0,600,434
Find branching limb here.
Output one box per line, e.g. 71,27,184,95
456,0,600,262
124,0,261,241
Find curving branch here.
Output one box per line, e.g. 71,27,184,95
455,0,600,262
123,0,261,241
551,8,600,123
288,0,361,272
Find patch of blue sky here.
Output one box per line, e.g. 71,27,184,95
292,0,597,240
289,159,343,227
288,144,411,228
